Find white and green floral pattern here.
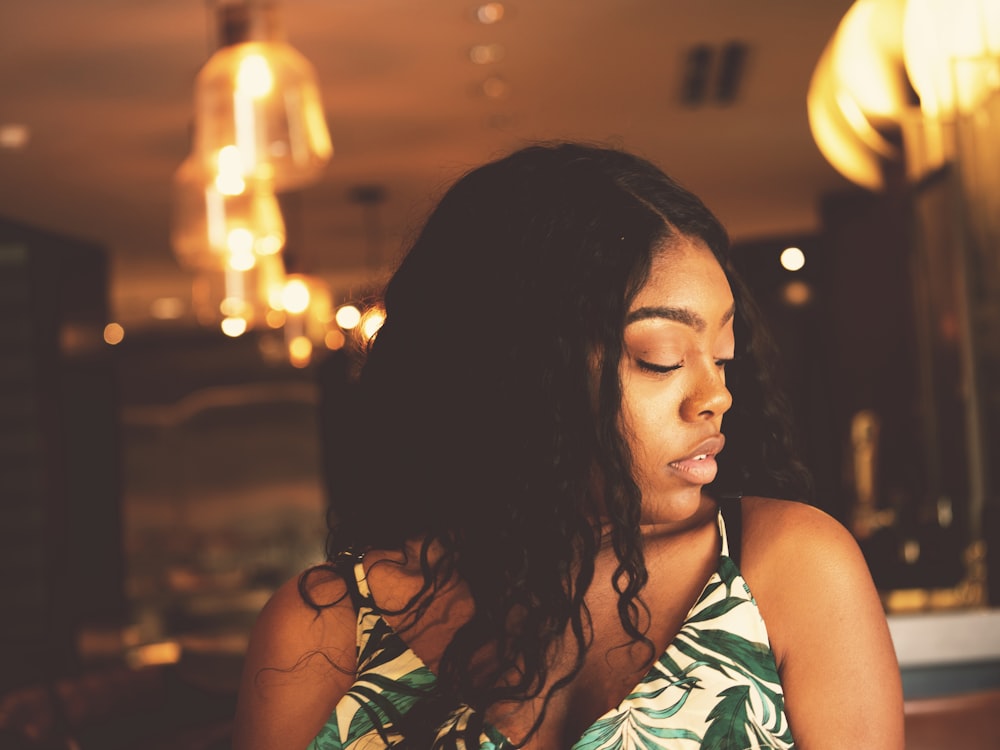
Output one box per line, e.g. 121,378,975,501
309,513,793,749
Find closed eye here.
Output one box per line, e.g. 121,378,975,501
636,358,682,374
715,358,734,370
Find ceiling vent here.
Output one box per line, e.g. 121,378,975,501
680,41,749,107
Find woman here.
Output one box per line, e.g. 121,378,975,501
233,143,904,749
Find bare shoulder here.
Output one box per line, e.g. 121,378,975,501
231,566,359,750
251,564,358,657
739,495,861,573
737,496,904,749
737,495,881,650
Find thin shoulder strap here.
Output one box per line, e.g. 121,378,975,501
333,550,367,611
718,495,743,568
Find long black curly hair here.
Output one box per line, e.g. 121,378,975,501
305,142,811,747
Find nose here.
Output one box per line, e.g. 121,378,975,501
680,359,733,422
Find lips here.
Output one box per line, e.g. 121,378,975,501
667,434,725,484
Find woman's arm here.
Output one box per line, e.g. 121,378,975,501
231,569,358,750
741,496,905,750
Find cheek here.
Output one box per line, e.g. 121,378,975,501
621,397,666,465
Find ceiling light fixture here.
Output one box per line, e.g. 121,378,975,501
476,3,505,25
0,123,30,150
170,154,286,273
192,0,332,193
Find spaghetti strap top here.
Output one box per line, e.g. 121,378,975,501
309,507,793,749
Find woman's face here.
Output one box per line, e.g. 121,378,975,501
619,238,735,524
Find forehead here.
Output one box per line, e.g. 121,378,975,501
630,238,733,311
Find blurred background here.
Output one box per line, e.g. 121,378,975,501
1,1,999,747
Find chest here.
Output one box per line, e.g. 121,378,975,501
484,529,722,745
342,537,791,749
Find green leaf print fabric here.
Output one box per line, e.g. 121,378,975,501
309,512,794,749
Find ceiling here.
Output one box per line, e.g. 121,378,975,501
0,0,857,330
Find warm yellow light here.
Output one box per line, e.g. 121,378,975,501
325,329,346,350
780,247,806,271
266,284,284,311
903,0,1000,119
221,316,248,337
288,335,313,367
229,249,256,272
171,155,286,273
215,146,246,195
783,280,813,306
481,76,509,99
227,226,254,254
193,38,333,191
835,88,899,158
265,308,286,328
125,640,182,669
476,3,504,24
103,323,125,345
219,295,245,317
807,41,888,190
360,308,386,342
0,123,30,150
256,232,282,255
236,53,274,98
150,297,185,320
335,304,362,330
470,43,505,64
830,0,909,124
282,278,311,314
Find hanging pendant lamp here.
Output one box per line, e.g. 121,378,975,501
192,0,333,192
170,153,286,273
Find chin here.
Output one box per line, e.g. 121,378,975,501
640,486,714,525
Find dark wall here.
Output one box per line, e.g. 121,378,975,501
0,218,124,690
731,182,968,592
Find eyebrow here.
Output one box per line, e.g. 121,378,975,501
626,302,736,332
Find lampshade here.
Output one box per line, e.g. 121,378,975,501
829,0,909,126
807,42,893,191
192,1,332,192
902,0,1000,119
170,154,286,272
806,0,908,191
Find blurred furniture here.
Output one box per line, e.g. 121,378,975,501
904,688,1000,750
0,662,234,750
891,608,1000,748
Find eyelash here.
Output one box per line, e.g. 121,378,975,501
636,358,733,374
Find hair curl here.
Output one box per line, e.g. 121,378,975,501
306,142,811,746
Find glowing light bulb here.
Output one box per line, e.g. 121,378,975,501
325,329,346,350
477,3,504,24
256,232,283,255
236,53,274,98
215,145,246,195
265,308,286,328
783,280,813,306
220,296,245,317
481,76,509,99
780,247,806,271
281,278,311,314
229,250,256,272
226,226,254,252
221,316,248,337
226,227,256,271
470,43,505,64
288,335,313,367
103,323,125,345
335,304,361,330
